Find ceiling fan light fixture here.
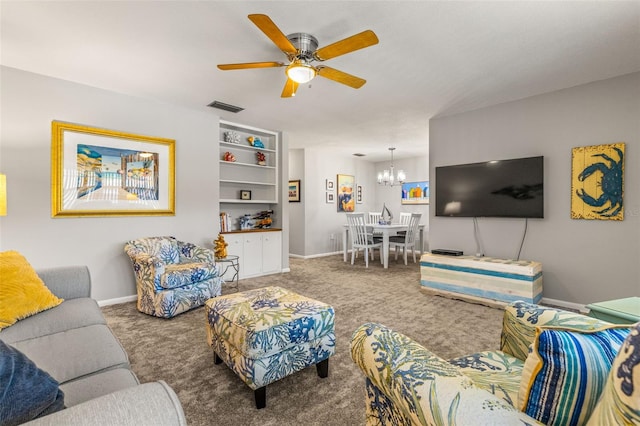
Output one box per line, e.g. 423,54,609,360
286,61,316,84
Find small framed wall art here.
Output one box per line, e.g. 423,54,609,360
356,185,363,204
326,192,334,203
289,180,301,202
240,190,252,200
326,179,334,191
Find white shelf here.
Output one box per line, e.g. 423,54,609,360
220,199,277,204
220,160,276,170
220,141,276,153
220,179,276,186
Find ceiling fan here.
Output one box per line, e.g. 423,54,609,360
217,14,379,98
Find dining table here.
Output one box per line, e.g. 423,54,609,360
342,223,425,269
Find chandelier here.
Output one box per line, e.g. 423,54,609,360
377,147,406,186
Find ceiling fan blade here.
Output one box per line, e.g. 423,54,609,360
316,66,366,89
281,79,299,98
248,14,297,56
314,30,379,61
217,62,285,70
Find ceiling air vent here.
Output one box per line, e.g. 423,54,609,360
207,101,244,113
353,153,366,157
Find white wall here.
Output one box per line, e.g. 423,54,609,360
375,155,430,250
0,67,222,302
288,149,305,256
429,72,640,305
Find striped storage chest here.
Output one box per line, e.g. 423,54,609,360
420,253,543,306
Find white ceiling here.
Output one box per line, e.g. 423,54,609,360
2,1,639,162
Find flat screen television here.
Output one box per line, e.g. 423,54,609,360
435,156,544,218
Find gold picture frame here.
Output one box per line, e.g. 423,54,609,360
51,121,175,217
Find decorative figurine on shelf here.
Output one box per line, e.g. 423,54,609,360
256,151,266,166
224,131,241,144
247,136,265,148
223,151,236,162
213,234,228,259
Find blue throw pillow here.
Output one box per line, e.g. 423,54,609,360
0,340,65,425
518,324,631,426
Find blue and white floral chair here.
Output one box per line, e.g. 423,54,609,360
351,301,639,426
124,236,222,318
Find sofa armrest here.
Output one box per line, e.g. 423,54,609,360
24,381,186,426
500,301,613,361
351,323,541,425
36,266,91,300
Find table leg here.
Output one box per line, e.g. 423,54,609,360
382,229,389,269
419,228,424,256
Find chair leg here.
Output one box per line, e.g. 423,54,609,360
255,386,266,409
316,359,329,378
351,249,355,265
403,247,408,265
365,248,369,268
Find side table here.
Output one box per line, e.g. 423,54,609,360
586,296,640,324
215,255,240,292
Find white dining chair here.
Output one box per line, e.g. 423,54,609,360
346,213,383,268
389,213,422,265
367,212,382,225
395,212,412,237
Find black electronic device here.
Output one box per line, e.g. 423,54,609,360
435,156,544,218
431,249,463,256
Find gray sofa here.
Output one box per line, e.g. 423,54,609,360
0,265,186,425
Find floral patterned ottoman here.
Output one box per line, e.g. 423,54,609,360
205,286,336,408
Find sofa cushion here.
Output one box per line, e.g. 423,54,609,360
0,340,64,425
60,367,139,407
0,251,63,330
0,298,106,345
161,262,217,289
587,321,640,425
11,324,130,385
518,324,631,426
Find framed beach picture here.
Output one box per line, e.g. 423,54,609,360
401,181,429,205
337,174,355,212
289,179,301,202
51,121,175,217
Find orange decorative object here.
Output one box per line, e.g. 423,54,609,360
223,151,236,162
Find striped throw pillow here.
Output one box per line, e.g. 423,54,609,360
518,324,631,426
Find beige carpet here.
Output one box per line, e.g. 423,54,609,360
102,254,505,426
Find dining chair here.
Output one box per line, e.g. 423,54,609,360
346,213,383,268
396,212,412,236
368,212,383,240
388,213,422,265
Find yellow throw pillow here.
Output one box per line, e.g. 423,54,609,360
0,251,63,330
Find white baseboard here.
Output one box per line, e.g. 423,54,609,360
289,251,343,260
97,295,137,307
541,297,587,314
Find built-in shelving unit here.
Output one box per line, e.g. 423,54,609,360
219,120,279,204
218,120,283,279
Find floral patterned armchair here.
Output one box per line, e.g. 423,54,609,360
351,301,639,426
124,236,222,318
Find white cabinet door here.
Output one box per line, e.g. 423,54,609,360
223,234,244,279
242,233,263,278
262,231,282,274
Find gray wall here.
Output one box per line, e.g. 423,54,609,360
429,72,640,305
0,67,289,302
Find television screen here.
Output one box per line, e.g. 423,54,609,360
435,156,544,218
